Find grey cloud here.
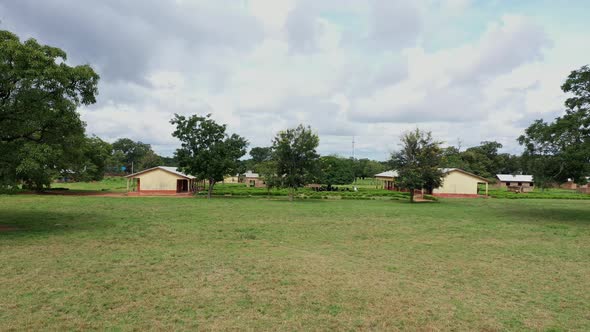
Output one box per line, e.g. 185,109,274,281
349,85,485,124
454,18,551,85
340,58,408,97
365,0,422,51
0,0,264,83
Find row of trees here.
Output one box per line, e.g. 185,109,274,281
2,28,588,197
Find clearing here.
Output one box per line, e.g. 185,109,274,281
1,196,589,330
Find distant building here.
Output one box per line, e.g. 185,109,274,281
433,168,489,197
561,177,589,192
243,170,265,188
125,166,196,195
375,170,399,190
223,175,240,184
375,168,489,197
496,174,534,192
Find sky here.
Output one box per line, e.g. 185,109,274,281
1,0,589,160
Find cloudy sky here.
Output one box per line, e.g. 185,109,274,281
1,0,589,159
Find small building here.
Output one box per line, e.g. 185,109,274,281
125,166,197,195
375,168,489,197
496,174,534,192
375,170,399,190
433,168,489,197
223,174,240,184
244,171,265,188
561,177,589,193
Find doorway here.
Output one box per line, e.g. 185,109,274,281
177,179,189,193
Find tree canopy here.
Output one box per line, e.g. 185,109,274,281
0,30,100,189
171,113,248,198
271,125,320,200
319,156,355,188
392,129,444,202
519,65,590,187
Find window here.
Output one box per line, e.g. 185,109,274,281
506,182,511,186
518,182,522,186
249,180,255,187
530,182,534,187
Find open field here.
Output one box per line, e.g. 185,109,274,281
53,177,128,193
1,196,590,330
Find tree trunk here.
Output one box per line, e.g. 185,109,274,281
289,187,294,201
409,189,415,203
208,179,215,199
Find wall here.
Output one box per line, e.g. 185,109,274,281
433,171,482,195
135,169,183,191
245,177,265,188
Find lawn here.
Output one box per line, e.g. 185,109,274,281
1,196,589,330
54,176,128,193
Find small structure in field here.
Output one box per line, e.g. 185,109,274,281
433,168,489,197
223,174,240,184
375,170,399,190
375,168,489,197
496,174,534,193
561,177,589,191
244,171,265,188
125,166,197,195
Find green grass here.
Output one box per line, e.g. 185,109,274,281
487,186,590,200
52,176,128,192
1,196,590,330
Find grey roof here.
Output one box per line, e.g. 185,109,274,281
375,170,399,178
159,166,196,179
244,170,260,178
496,174,533,182
125,166,196,179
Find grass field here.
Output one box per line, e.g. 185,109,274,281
54,177,128,192
1,196,590,330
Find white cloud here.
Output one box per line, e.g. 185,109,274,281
1,0,587,159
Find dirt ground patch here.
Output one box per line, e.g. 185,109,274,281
0,225,19,232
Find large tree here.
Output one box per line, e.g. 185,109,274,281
67,136,113,182
272,125,320,201
111,138,153,173
171,113,248,199
249,147,272,164
392,129,444,202
0,30,99,189
320,156,355,189
519,65,590,186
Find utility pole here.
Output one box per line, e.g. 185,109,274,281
352,136,356,185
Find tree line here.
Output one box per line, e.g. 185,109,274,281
1,29,588,197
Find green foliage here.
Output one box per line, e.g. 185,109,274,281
111,138,153,173
249,146,272,164
487,187,590,200
354,158,386,179
0,30,100,190
319,155,355,187
271,125,320,200
519,65,590,187
392,129,444,202
68,136,113,181
171,113,248,198
441,142,521,179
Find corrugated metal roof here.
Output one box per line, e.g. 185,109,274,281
496,174,533,182
375,170,398,178
125,166,196,179
244,170,260,178
159,166,196,179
